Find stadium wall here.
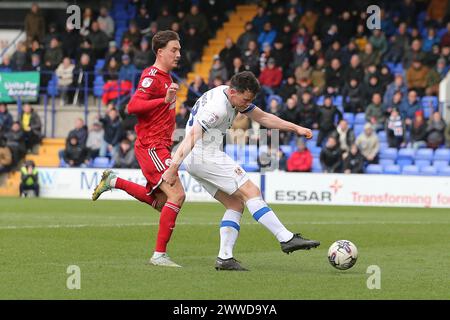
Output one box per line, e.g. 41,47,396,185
36,168,450,209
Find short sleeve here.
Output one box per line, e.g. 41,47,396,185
196,109,225,132
239,103,256,114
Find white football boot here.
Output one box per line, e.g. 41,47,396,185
149,253,182,268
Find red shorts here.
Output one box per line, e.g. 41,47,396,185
134,141,172,194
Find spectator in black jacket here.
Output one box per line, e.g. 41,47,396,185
342,78,365,113
278,75,298,101
408,111,427,149
343,144,365,174
99,108,122,157
298,92,318,130
325,58,344,93
63,135,89,167
4,121,26,166
67,118,88,146
320,136,343,173
316,96,343,147
280,97,300,144
113,139,138,168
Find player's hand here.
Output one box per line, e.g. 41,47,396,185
162,167,178,187
165,83,179,104
297,127,313,139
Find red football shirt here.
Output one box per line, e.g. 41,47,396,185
127,66,176,149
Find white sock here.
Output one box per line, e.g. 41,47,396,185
110,177,117,188
246,197,293,242
218,209,242,259
152,251,165,258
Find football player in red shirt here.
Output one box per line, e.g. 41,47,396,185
92,31,185,267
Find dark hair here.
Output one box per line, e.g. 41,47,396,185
152,30,180,54
230,71,260,95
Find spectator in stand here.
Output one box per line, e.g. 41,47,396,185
97,6,114,39
0,104,13,134
385,108,406,148
445,121,450,148
135,4,151,34
259,58,283,96
354,24,368,52
182,5,209,42
258,144,287,171
0,55,12,72
242,40,260,76
134,38,154,70
176,105,190,130
316,96,343,147
118,54,138,83
426,112,447,149
342,78,365,113
406,59,429,96
365,93,386,131
88,21,109,60
384,90,407,118
67,118,88,147
99,108,122,157
156,7,176,31
332,119,355,158
219,38,241,77
286,139,312,172
425,60,444,96
60,22,80,60
86,121,104,160
20,104,41,152
4,121,26,166
237,22,258,54
43,38,63,71
19,160,39,197
43,23,60,50
320,136,343,173
356,123,379,164
79,7,93,37
208,55,228,86
267,96,282,117
403,39,426,69
383,74,408,107
257,22,277,51
24,3,45,43
183,26,203,66
10,41,29,71
185,76,208,109
369,29,388,59
426,0,448,26
105,41,122,68
113,139,138,169
359,43,379,70
401,90,422,127
229,57,246,78
0,136,12,173
72,53,94,105
295,59,313,86
325,58,344,94
251,5,268,34
278,75,298,101
299,9,318,35
271,39,291,73
310,57,326,95
121,21,141,48
298,91,318,130
63,135,89,167
55,57,75,106
345,54,365,84
343,144,365,174
409,111,428,149
441,22,450,47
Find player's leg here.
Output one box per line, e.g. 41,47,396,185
213,190,248,271
149,178,185,267
233,180,320,253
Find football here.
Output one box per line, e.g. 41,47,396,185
328,240,358,270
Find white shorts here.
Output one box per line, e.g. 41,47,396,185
184,148,250,197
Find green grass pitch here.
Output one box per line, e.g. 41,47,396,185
1,197,449,299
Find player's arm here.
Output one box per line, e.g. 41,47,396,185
245,106,313,138
127,81,178,115
162,122,204,186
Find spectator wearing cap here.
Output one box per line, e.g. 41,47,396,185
219,37,241,77
208,55,228,87
385,108,405,148
119,54,137,82
259,57,283,96
316,96,343,147
88,21,109,60
24,3,45,43
257,22,277,51
134,38,154,70
356,123,379,164
86,121,104,160
98,6,114,38
406,59,429,96
287,139,312,172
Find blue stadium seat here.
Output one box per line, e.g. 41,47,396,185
280,145,294,158
334,95,343,107
245,145,258,160
354,124,365,137
379,159,395,167
310,146,321,157
379,142,389,150
377,131,387,143
414,159,431,169
59,158,69,168
386,62,396,73
421,96,438,111
343,113,355,126
242,164,260,172
402,165,420,175
438,166,450,176
414,148,433,161
316,95,324,106
312,158,322,172
433,160,449,170
312,129,319,138
433,149,450,161
366,164,383,174
92,157,111,168
393,63,404,75
354,113,366,125
397,158,413,168
94,85,104,97
419,166,437,176
379,148,398,160
397,148,415,161
383,164,401,175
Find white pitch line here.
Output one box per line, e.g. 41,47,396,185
0,221,448,230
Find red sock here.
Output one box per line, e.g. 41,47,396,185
115,177,158,208
155,202,180,253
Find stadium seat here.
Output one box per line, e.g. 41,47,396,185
242,164,260,172
438,166,450,176
310,146,321,157
379,148,398,160
397,148,415,161
245,145,258,163
354,124,365,137
421,96,438,111
92,157,111,168
334,95,343,107
383,164,401,175
402,165,420,175
419,166,437,176
354,113,366,125
316,95,324,106
379,142,389,150
379,159,395,167
377,131,387,143
312,158,322,172
397,158,413,168
280,145,294,158
433,149,450,161
414,159,431,169
343,113,355,126
366,164,383,174
93,85,104,97
414,148,433,161
433,160,449,171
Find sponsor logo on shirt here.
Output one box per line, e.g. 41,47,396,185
141,77,153,88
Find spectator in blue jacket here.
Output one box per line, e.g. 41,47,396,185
400,90,423,126
257,22,277,51
383,74,408,106
118,54,138,83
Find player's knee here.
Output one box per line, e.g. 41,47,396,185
169,190,185,207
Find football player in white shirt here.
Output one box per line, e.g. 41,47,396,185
163,71,320,271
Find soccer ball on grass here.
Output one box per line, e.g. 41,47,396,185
327,240,358,270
